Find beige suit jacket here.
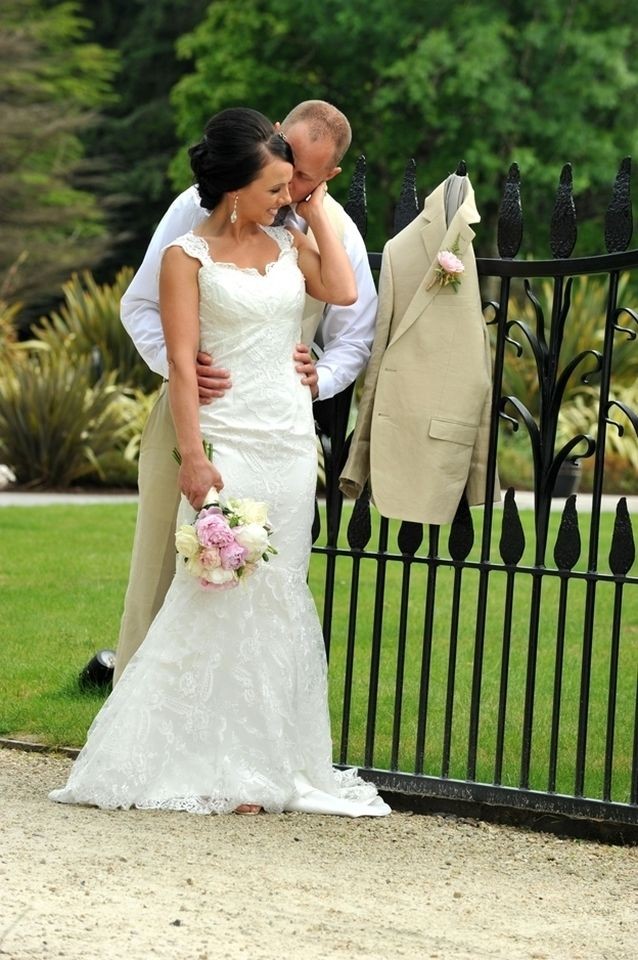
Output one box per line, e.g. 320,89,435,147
340,177,499,524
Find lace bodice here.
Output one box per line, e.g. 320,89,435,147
166,226,309,439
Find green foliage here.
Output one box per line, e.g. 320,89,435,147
499,272,638,493
117,387,161,461
559,384,638,494
558,385,638,471
0,267,161,490
171,0,638,255
0,0,119,313
0,299,21,365
496,427,535,492
503,272,638,416
77,0,210,272
0,348,130,488
32,268,160,392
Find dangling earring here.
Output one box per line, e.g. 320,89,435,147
230,194,238,224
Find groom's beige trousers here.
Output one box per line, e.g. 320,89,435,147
113,386,180,684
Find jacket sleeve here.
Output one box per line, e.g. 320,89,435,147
339,241,395,499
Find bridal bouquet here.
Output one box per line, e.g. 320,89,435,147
175,487,277,590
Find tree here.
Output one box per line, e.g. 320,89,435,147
78,0,210,273
0,0,118,317
170,0,638,256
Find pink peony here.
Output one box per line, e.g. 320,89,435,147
219,540,248,570
199,546,222,568
437,250,464,275
195,512,235,548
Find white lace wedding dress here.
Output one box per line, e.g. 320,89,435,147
50,226,390,817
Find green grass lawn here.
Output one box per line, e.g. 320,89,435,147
1,500,636,806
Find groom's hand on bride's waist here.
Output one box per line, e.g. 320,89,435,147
196,351,232,405
294,343,318,399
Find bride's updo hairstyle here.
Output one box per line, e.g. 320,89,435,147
188,107,294,211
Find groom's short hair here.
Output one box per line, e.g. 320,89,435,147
282,100,352,166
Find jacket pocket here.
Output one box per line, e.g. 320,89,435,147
428,417,477,446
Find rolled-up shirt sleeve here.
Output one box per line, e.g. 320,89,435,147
314,215,377,401
120,186,208,380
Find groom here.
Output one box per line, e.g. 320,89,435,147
114,100,377,683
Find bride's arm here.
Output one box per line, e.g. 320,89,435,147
159,246,223,508
292,184,357,306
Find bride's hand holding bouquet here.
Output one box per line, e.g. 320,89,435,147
173,439,224,511
179,455,224,512
175,486,277,591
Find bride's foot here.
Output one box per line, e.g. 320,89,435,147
234,803,262,815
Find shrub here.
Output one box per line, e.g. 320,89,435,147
31,269,161,392
558,385,638,495
0,299,21,364
0,267,164,489
85,387,161,488
499,273,638,493
0,348,131,489
503,272,637,416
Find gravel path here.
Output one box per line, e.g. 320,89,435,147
1,749,637,960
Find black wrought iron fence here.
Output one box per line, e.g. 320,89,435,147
312,156,638,830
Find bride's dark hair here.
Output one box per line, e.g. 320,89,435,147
188,107,294,211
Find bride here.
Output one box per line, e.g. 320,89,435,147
50,107,390,818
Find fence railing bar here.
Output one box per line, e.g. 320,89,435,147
338,555,362,765
312,543,638,585
441,567,463,778
466,567,490,780
575,579,597,798
548,498,582,792
349,768,638,829
631,670,638,805
494,570,516,785
390,559,412,771
414,525,440,774
603,581,624,801
363,516,390,767
520,573,543,788
320,553,337,661
476,248,638,278
548,575,569,793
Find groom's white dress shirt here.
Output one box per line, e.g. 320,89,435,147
121,185,377,400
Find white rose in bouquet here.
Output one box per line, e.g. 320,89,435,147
204,566,237,587
175,524,200,558
227,498,269,526
234,523,270,562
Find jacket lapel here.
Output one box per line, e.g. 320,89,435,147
388,178,480,347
